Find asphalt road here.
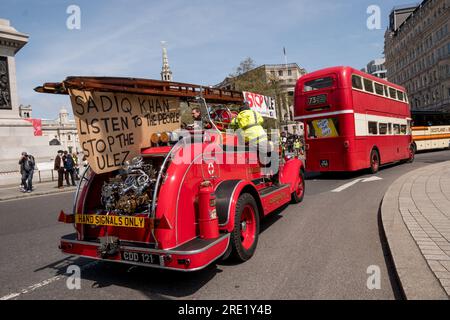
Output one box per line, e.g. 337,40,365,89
1,150,450,300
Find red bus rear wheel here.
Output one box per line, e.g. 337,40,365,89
230,193,260,262
370,149,380,174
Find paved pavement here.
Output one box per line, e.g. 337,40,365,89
1,150,450,300
382,161,450,299
0,181,77,202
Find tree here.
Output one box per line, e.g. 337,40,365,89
230,57,256,77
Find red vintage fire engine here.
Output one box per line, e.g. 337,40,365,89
36,77,305,271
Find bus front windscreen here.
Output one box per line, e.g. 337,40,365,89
304,77,334,92
307,118,339,139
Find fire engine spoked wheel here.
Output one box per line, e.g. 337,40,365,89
370,149,380,174
291,170,305,204
230,193,260,262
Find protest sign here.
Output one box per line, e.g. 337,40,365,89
68,89,180,174
243,91,277,119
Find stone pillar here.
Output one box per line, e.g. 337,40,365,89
0,19,59,177
0,18,28,119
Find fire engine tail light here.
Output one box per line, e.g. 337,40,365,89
58,210,75,224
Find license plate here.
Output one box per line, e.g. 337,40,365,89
320,160,329,168
121,251,162,266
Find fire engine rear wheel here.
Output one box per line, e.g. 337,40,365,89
291,170,305,204
230,193,260,262
370,149,380,174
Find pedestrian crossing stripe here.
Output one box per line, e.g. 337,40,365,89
75,214,145,228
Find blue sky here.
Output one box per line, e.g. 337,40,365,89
1,0,418,119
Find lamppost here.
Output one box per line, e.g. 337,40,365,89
283,113,289,134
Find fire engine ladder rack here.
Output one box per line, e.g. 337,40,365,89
34,76,244,104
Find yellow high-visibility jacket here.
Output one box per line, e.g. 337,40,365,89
231,109,267,144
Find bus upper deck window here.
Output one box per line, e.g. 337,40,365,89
389,87,397,99
363,79,374,93
304,77,334,92
397,90,404,101
375,83,384,96
352,75,363,90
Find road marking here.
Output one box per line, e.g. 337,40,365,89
360,176,383,183
0,261,98,300
331,176,383,193
0,275,64,300
331,179,362,192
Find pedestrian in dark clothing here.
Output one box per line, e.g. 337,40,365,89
19,152,26,191
63,151,76,186
54,150,65,189
18,152,35,193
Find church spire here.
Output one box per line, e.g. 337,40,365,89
160,41,173,82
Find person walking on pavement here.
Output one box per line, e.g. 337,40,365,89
18,152,35,193
72,152,79,180
19,152,26,191
63,151,76,187
54,150,65,189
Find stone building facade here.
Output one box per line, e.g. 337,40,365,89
384,0,450,112
41,108,80,154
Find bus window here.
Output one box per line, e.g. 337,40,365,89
374,83,384,96
363,79,374,93
307,118,339,139
389,87,397,99
304,77,334,92
393,124,400,134
368,121,378,135
388,123,392,135
379,123,388,135
397,90,404,101
400,125,407,134
352,75,363,90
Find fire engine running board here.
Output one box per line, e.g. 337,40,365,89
259,184,290,197
59,233,230,272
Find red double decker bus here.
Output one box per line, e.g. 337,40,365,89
294,66,414,173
